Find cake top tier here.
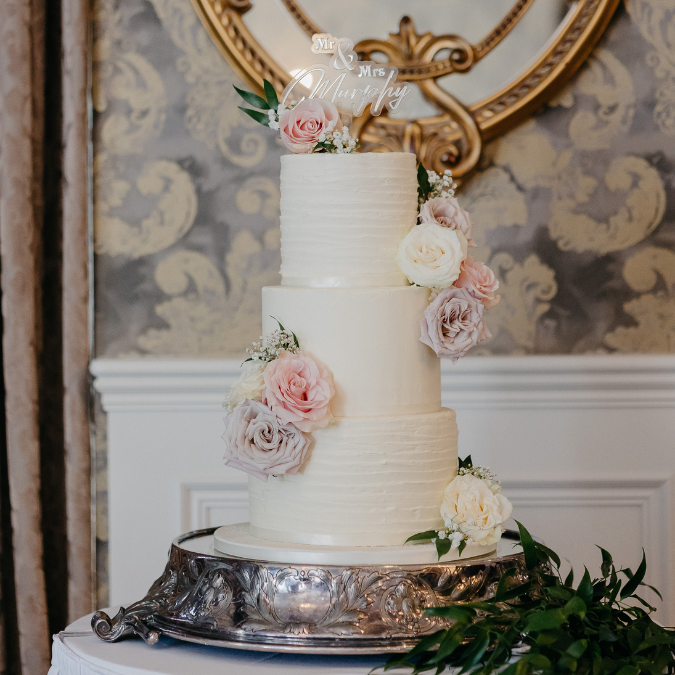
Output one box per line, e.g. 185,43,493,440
279,152,417,288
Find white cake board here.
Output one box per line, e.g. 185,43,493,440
213,522,497,566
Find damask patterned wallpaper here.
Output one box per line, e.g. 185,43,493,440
93,0,675,359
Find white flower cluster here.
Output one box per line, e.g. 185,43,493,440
317,124,357,154
266,100,298,131
421,169,458,204
246,328,299,363
433,519,470,548
458,464,500,488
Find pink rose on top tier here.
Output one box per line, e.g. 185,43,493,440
455,255,501,310
263,353,335,432
222,399,311,481
279,99,340,154
419,197,477,247
420,286,491,362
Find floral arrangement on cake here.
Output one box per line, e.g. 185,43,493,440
234,79,358,155
397,165,500,362
406,455,513,559
221,319,335,481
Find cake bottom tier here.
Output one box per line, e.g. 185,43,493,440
248,408,458,547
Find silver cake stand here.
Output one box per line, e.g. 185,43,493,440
92,526,527,654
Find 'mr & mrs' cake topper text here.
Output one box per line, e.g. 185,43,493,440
281,33,411,116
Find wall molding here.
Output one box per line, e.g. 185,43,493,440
92,354,675,412
181,482,249,532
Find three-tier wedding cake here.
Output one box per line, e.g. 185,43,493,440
250,152,458,547
218,83,511,562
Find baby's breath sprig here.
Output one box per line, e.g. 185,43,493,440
244,317,300,364
314,124,359,154
416,162,458,207
457,454,500,489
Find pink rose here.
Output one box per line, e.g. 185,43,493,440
279,99,340,154
420,287,491,362
222,399,310,481
419,197,477,247
455,255,501,310
263,353,335,432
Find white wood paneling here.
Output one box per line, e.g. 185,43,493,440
92,355,675,622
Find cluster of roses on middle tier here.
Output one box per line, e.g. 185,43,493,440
222,322,335,481
396,166,500,362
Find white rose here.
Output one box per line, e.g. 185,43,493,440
223,363,266,412
440,474,513,546
395,222,468,289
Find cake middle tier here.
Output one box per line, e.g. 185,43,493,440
262,285,440,417
248,408,458,547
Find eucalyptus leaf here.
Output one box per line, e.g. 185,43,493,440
405,530,438,543
233,85,271,109
238,107,270,126
436,537,452,560
262,79,279,110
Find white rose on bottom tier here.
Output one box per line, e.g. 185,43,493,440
441,474,513,546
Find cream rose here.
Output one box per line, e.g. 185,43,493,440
395,222,468,289
223,363,266,413
419,197,477,247
441,474,513,546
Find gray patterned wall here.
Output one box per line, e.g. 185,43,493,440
93,0,675,359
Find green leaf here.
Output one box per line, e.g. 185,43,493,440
615,667,639,675
430,623,466,662
598,624,618,642
238,107,270,126
567,639,588,659
262,79,279,110
547,586,573,601
436,537,452,560
493,567,518,601
576,568,594,604
627,628,643,652
426,605,476,622
564,596,587,620
564,568,575,588
536,542,562,568
458,454,473,470
457,540,467,557
459,627,490,671
417,162,431,200
405,629,445,658
525,608,567,632
598,546,613,577
620,551,646,599
516,521,537,571
405,530,438,543
496,580,533,602
233,85,271,110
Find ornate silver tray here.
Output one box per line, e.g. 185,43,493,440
92,527,526,654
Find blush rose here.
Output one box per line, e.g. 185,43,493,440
279,99,340,154
420,286,491,361
263,353,335,432
455,255,501,310
222,399,310,481
419,197,477,247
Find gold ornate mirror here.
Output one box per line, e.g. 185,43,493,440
191,0,620,179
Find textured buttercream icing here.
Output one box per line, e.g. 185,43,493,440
262,286,440,417
279,152,418,287
248,409,458,547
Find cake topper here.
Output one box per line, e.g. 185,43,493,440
281,33,412,117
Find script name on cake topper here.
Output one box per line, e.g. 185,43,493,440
281,33,411,116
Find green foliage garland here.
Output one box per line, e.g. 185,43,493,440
384,522,674,675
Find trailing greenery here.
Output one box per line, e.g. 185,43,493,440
233,79,277,126
385,522,674,675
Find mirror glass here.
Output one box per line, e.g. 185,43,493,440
245,0,574,118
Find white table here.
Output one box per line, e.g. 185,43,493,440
49,611,390,675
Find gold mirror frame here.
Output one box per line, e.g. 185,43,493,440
192,0,620,179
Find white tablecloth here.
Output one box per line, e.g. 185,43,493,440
49,611,390,675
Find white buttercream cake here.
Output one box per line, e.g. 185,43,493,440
248,152,458,547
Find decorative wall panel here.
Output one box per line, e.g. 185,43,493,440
93,0,675,359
